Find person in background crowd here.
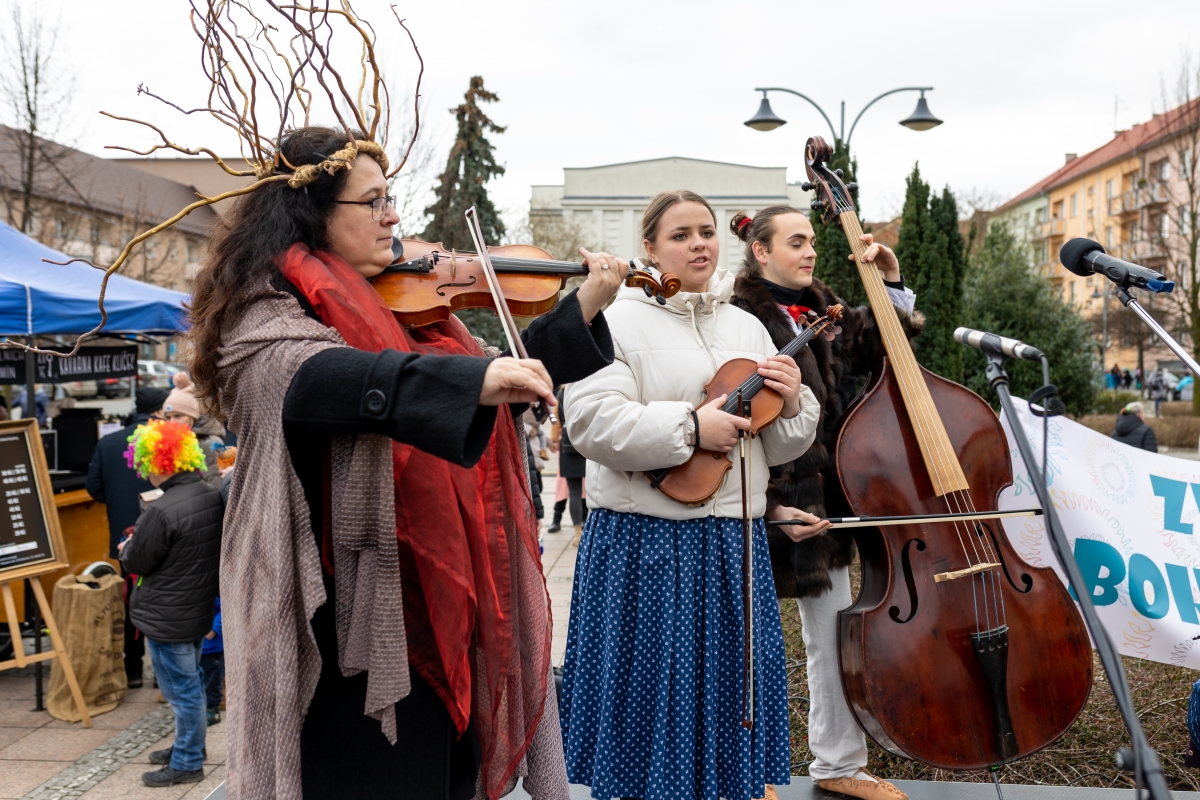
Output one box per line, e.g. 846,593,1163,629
1108,363,1121,390
13,386,49,426
201,597,224,726
1136,367,1143,390
1186,678,1200,769
1147,369,1169,416
85,386,169,689
1112,401,1159,453
554,384,587,546
119,420,223,787
1122,369,1134,390
523,409,546,523
162,372,223,488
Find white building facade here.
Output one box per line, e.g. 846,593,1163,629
531,157,812,272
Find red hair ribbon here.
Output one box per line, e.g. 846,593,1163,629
737,216,753,233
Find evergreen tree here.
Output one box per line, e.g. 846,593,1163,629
894,164,965,382
893,164,930,294
810,140,866,307
961,224,1097,415
421,76,507,343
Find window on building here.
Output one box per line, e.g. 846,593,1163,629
1105,226,1114,248
186,240,197,263
1070,194,1077,217
1106,179,1115,199
1160,214,1170,240
1070,282,1076,303
1182,206,1193,236
1087,208,1094,219
1088,185,1094,197
1087,276,1094,286
90,221,100,245
1039,205,1048,223
145,238,157,259
1184,151,1194,179
1053,200,1064,219
1157,160,1171,181
55,217,66,239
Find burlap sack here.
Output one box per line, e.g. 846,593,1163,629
47,573,127,722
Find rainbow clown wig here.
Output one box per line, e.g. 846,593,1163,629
125,419,207,478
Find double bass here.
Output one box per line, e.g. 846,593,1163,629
805,137,1092,769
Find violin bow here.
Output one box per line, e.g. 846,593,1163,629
464,207,557,423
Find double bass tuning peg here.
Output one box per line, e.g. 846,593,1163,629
847,183,859,193
800,181,814,192
835,169,845,178
810,199,826,211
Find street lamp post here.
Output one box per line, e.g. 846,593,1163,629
744,87,943,147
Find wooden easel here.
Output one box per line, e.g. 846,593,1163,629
0,575,92,727
0,419,92,727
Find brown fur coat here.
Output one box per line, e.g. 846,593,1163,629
732,273,924,598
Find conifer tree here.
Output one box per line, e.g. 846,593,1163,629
893,163,930,292
421,76,507,343
810,140,866,307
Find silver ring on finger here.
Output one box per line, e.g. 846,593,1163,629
601,261,610,270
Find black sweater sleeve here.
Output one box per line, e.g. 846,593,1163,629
283,347,496,467
505,290,614,386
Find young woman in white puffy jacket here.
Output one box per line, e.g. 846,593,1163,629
559,191,820,800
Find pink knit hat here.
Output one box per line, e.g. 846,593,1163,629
163,372,202,421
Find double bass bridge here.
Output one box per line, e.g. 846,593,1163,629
934,561,1001,583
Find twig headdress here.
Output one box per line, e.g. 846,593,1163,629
31,1,422,356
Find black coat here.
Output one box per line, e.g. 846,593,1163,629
732,273,924,598
120,472,223,643
1112,413,1158,452
86,414,155,557
555,386,587,479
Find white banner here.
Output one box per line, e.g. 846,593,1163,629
999,400,1200,668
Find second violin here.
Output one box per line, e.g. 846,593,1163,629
373,239,681,328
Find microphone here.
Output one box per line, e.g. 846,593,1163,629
1059,238,1174,293
954,327,1045,362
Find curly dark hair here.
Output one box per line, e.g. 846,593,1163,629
187,126,369,420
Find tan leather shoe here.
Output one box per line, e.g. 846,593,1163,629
571,525,582,547
817,771,907,800
755,785,780,800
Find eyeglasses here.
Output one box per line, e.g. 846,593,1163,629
333,195,396,221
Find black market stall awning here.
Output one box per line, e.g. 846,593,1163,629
0,345,137,385
0,220,189,336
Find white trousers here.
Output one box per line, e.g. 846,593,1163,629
797,566,868,781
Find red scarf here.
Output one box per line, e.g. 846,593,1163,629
278,244,547,795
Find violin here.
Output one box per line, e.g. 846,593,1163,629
806,136,1092,769
372,239,681,328
645,305,844,506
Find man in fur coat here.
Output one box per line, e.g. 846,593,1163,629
730,207,922,800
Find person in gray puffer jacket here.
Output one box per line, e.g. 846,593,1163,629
1112,401,1158,452
119,420,222,788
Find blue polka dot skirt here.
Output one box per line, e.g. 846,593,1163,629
560,509,791,800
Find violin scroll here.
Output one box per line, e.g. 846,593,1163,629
629,268,681,304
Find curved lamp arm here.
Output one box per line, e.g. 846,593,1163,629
754,87,837,143
846,87,933,147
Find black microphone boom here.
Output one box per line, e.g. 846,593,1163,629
954,327,1044,362
1059,238,1174,293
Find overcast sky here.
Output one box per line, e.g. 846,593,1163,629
22,0,1200,231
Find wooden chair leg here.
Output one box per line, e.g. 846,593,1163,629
29,579,92,728
0,582,27,669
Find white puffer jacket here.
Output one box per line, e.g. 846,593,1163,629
565,266,819,521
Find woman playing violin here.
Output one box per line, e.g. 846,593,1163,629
730,206,922,800
188,126,625,800
560,190,819,800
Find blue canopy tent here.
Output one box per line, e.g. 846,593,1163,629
0,219,188,336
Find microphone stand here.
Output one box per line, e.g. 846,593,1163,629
985,353,1171,800
1112,286,1200,379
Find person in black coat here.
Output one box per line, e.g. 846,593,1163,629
1112,401,1159,452
120,420,223,787
553,384,587,545
85,386,169,688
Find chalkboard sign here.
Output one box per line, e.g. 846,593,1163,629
0,419,67,582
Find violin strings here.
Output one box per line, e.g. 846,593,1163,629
840,208,997,634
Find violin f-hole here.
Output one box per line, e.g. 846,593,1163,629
888,537,926,624
977,523,1033,594
436,276,477,296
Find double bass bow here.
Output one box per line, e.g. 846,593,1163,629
805,136,1092,769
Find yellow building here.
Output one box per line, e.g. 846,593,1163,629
994,107,1191,379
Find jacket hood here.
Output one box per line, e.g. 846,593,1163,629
1113,413,1145,436
617,260,736,315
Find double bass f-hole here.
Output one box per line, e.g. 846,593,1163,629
977,523,1033,594
889,537,926,624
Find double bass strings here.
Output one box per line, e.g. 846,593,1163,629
837,201,1008,636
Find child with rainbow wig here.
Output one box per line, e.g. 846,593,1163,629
119,420,224,788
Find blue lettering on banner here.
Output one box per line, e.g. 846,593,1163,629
1149,474,1200,535
1072,538,1126,605
1165,564,1200,624
1128,554,1170,619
